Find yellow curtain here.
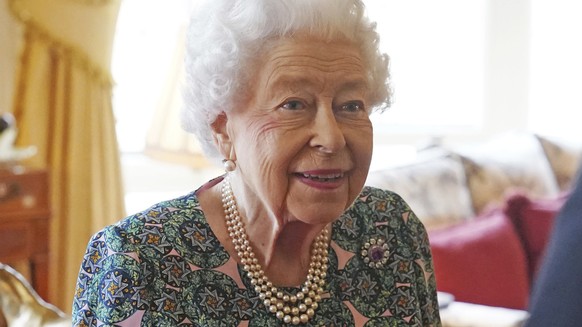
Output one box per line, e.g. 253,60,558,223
8,0,125,311
0,0,22,112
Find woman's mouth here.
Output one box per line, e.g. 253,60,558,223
299,172,343,182
294,170,346,190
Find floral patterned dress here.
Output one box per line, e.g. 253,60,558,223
72,181,441,326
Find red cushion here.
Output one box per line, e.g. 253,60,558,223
428,209,530,309
504,192,568,279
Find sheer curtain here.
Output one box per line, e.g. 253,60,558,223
9,0,125,310
143,23,210,168
112,0,210,168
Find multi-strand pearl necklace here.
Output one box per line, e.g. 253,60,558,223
221,177,330,325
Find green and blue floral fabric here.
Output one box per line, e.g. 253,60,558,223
72,183,440,326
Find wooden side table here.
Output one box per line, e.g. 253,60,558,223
0,166,50,301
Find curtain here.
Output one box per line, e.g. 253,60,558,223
8,0,125,311
143,24,210,169
0,0,22,113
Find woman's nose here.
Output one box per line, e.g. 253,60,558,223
309,107,346,153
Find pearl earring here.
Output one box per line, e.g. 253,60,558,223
222,159,236,172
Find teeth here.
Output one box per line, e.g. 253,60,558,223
301,173,343,181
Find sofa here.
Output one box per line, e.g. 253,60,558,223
366,131,582,315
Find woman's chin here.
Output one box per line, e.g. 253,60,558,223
286,205,347,226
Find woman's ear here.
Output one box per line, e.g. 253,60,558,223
211,112,236,160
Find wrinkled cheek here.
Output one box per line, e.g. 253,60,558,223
356,128,373,165
234,118,276,164
240,132,290,214
349,130,373,202
346,130,373,171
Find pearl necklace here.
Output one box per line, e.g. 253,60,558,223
221,176,330,325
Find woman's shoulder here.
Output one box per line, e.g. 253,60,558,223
88,191,205,254
129,191,201,221
359,185,406,203
115,191,201,229
87,189,230,267
73,190,229,326
341,186,426,235
351,186,413,218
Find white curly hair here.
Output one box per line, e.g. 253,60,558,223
181,0,391,162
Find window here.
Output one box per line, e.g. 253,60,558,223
366,0,487,134
112,0,193,153
528,0,582,140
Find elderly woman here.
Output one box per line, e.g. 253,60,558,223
72,0,440,326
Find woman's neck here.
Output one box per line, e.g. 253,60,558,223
256,221,328,286
199,176,328,287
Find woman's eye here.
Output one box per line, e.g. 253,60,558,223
280,100,305,111
340,101,365,112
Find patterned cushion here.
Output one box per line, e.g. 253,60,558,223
366,151,474,230
536,135,582,191
455,132,560,215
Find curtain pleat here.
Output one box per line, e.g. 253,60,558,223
9,0,124,311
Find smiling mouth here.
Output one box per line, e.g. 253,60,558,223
298,172,344,182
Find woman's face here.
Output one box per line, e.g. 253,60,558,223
221,36,373,225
